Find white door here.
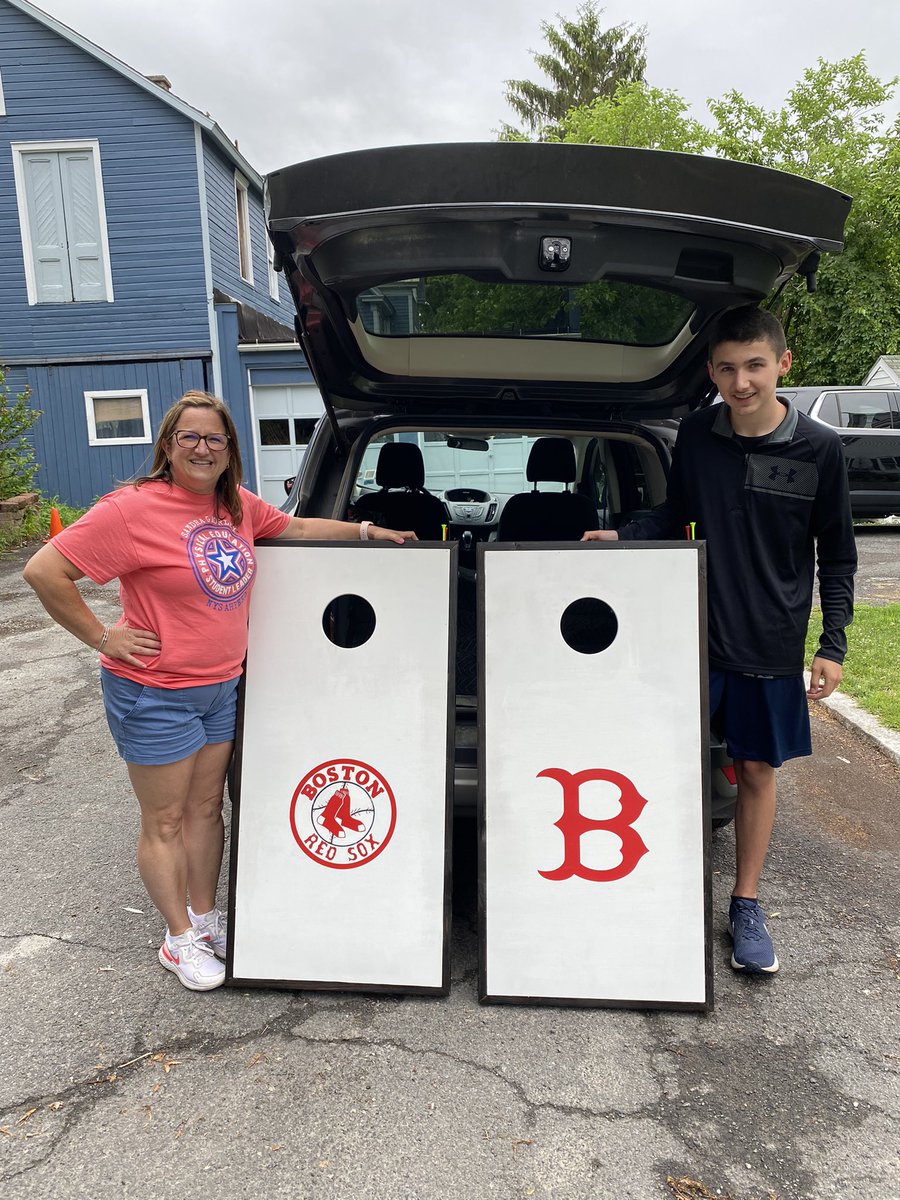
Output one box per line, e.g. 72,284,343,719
250,384,324,505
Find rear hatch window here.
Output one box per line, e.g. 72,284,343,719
358,277,694,345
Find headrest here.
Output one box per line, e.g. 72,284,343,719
526,437,577,484
375,440,426,489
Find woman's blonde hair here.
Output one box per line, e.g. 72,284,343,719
134,391,245,524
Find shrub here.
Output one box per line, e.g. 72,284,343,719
0,367,42,501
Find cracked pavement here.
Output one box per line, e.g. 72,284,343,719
1,541,899,1199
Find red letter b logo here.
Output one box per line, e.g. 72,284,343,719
538,768,649,882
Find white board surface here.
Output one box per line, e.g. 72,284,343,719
480,544,710,1008
230,542,454,992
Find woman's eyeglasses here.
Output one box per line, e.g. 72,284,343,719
174,430,230,451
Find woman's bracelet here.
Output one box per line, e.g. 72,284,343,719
359,521,372,541
96,626,110,652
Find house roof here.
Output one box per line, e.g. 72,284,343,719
213,289,296,345
864,355,900,384
6,0,263,189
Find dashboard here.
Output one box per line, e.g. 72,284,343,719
441,487,502,526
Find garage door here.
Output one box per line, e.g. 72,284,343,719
251,384,324,505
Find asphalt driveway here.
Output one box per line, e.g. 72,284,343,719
1,538,898,1200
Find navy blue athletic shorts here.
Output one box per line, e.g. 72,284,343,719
708,669,812,768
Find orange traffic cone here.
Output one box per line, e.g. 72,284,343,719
46,507,63,540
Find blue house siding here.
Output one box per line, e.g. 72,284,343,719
215,302,259,492
25,357,209,506
0,0,210,361
202,138,290,317
0,0,306,506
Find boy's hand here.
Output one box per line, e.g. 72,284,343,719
807,655,842,700
581,530,619,542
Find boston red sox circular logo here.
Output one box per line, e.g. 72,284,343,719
290,758,397,869
186,524,255,602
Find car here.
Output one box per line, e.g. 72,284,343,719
265,142,852,827
777,387,900,519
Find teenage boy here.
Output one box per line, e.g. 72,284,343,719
583,305,856,973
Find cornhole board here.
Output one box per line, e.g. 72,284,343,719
478,542,711,1010
228,541,456,994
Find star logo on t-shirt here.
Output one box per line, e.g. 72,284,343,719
206,540,245,583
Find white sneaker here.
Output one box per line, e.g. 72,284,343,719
158,927,225,991
188,905,228,959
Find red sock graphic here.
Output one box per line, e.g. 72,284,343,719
335,786,365,832
318,785,364,838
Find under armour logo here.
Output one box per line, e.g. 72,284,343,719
538,768,649,882
768,465,797,483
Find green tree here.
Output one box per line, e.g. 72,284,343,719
491,52,900,383
0,368,41,500
554,79,710,153
552,59,900,383
707,55,900,383
502,2,646,140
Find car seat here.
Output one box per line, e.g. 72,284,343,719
497,437,597,541
350,441,448,540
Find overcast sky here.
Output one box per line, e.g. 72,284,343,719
31,0,900,175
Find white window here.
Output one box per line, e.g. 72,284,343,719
84,390,151,446
12,140,114,305
234,172,253,283
267,236,280,301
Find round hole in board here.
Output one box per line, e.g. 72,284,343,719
322,594,376,648
560,597,618,654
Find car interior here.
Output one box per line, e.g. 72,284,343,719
349,440,449,541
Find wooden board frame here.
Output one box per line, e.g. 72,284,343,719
477,541,712,1011
227,540,457,995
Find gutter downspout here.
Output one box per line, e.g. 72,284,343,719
194,125,223,399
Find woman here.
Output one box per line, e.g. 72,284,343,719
23,390,412,992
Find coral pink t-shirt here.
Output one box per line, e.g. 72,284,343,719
54,481,291,688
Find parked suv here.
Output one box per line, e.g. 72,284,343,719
778,387,900,519
265,142,851,826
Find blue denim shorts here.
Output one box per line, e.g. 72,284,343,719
709,669,811,768
100,668,240,766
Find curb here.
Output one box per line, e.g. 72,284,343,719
806,673,900,768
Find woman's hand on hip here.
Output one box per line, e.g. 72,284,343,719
104,622,161,667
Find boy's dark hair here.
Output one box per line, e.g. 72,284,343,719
708,305,787,359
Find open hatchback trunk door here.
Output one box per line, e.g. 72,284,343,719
265,142,850,420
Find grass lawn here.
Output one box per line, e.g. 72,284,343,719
807,604,900,733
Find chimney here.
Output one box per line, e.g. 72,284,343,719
146,75,172,92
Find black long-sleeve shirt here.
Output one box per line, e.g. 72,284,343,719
619,400,857,676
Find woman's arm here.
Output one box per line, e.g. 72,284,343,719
276,518,415,544
23,543,161,667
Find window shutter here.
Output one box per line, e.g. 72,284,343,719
23,153,73,303
59,151,105,302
